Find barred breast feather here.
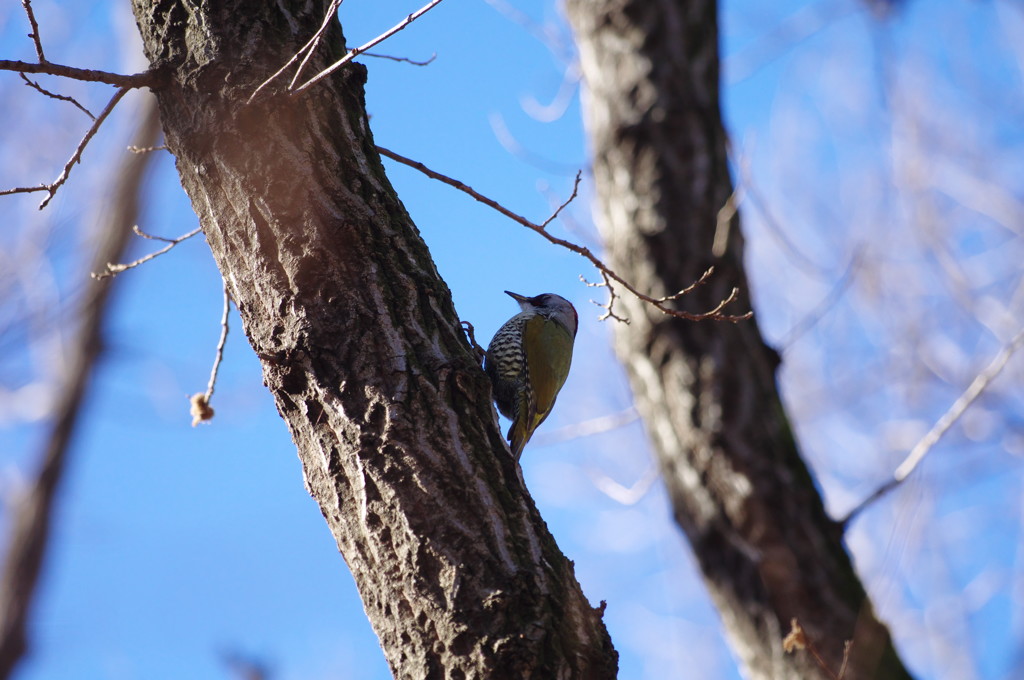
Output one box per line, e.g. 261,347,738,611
485,314,530,421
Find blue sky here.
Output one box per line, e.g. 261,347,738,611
3,1,1024,679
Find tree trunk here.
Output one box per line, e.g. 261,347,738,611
564,1,912,678
129,2,616,678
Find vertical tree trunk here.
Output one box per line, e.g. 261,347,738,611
564,0,912,678
129,1,616,677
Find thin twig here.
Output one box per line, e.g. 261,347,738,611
580,271,627,323
130,225,187,243
91,226,202,279
837,640,853,680
247,0,343,103
35,87,130,209
292,0,446,94
660,266,715,301
842,327,1024,526
0,60,156,88
206,280,231,401
0,184,47,198
806,643,838,680
364,51,437,66
377,146,750,323
2,88,131,205
540,170,581,229
19,73,94,119
190,280,231,426
288,0,344,90
21,0,45,62
712,183,742,258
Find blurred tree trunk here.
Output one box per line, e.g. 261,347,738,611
129,1,616,678
565,1,912,679
0,97,161,680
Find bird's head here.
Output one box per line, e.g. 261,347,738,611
505,291,578,337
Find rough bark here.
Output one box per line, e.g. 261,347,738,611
129,2,616,678
565,1,912,678
0,97,161,679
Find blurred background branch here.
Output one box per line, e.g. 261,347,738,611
0,95,160,679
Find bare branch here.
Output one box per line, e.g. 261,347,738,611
207,279,231,401
2,88,130,207
837,641,852,680
364,51,437,66
842,327,1024,526
539,170,581,228
37,87,129,209
91,226,202,279
377,146,752,323
539,179,598,248
131,225,192,243
247,0,342,102
656,266,715,301
191,279,231,426
19,73,95,119
694,286,743,317
287,0,344,90
20,0,46,63
580,271,628,323
292,0,446,94
0,184,47,198
711,183,742,258
0,60,156,88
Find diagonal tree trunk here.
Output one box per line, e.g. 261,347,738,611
565,0,912,678
129,2,616,677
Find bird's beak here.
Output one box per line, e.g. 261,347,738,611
504,291,529,303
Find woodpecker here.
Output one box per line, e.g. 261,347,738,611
485,291,578,459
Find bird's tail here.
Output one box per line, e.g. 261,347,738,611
508,420,530,460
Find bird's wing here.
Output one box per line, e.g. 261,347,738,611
525,314,574,416
509,315,574,458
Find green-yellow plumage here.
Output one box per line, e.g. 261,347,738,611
485,292,578,459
